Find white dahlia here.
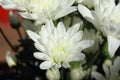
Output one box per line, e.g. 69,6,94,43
27,20,94,69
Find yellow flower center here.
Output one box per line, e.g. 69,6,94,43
56,47,65,54
51,44,67,64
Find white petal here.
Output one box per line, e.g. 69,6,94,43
107,36,120,58
78,40,94,50
34,52,50,60
0,0,16,9
77,0,83,3
40,61,53,69
67,23,80,36
78,4,94,21
34,43,46,52
29,14,38,20
57,22,66,35
62,63,70,68
55,7,76,20
26,30,40,43
92,72,106,80
45,20,55,33
113,56,120,73
72,31,83,41
19,12,38,20
35,19,46,25
103,64,109,79
60,0,75,7
66,0,75,7
70,53,85,61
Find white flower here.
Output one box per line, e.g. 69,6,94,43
0,0,76,24
82,29,103,54
46,68,60,80
26,20,94,69
6,51,17,68
78,0,120,57
92,56,120,80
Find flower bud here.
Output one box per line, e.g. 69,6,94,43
46,68,60,80
104,59,112,66
70,66,85,80
9,11,21,29
6,51,17,68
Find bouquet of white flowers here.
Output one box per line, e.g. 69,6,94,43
0,0,120,80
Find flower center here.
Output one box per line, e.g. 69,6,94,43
51,44,68,64
56,47,65,54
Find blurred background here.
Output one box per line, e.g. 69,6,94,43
0,6,25,63
0,6,25,78
0,7,44,80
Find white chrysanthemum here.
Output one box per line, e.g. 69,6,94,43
78,0,120,57
82,29,103,54
0,0,76,24
92,56,120,80
26,20,94,69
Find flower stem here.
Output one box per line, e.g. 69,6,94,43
0,27,15,51
16,28,23,40
60,68,64,80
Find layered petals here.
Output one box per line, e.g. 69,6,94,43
0,0,77,24
78,0,120,57
27,20,94,69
